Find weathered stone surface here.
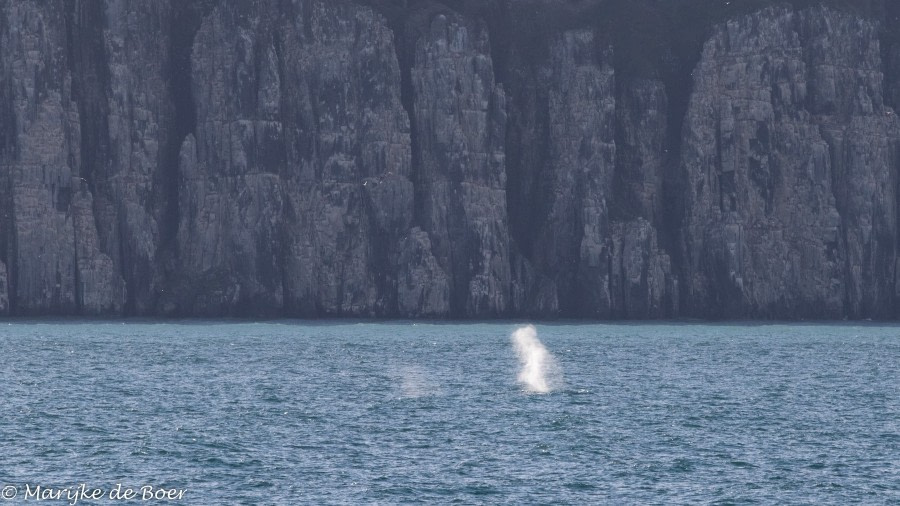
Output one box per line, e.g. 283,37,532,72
612,79,677,317
0,1,898,319
0,0,124,315
615,79,668,224
91,0,174,314
505,30,676,317
166,0,415,316
539,30,616,316
0,260,8,314
397,227,449,317
278,0,415,316
411,12,510,316
680,6,899,318
609,219,673,318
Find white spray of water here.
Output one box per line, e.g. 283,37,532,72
511,325,562,393
394,365,441,399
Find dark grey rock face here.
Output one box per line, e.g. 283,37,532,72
167,0,416,316
91,0,175,316
0,260,8,314
680,6,899,318
505,30,676,318
0,0,898,319
411,13,510,316
536,30,617,316
0,1,126,315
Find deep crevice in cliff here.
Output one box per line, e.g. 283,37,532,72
160,1,207,251
66,1,112,314
153,0,211,316
360,0,427,225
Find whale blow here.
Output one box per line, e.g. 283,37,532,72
511,325,562,393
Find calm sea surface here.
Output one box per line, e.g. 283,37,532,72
0,321,898,504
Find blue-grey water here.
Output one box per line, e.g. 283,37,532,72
1,321,898,504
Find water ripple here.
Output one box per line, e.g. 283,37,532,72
0,321,898,504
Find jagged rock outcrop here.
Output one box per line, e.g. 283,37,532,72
680,6,899,318
0,0,898,319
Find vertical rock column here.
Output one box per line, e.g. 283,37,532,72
174,1,286,315
278,0,415,316
175,0,415,316
93,0,174,314
679,6,899,317
610,78,676,317
524,30,616,316
504,28,674,318
0,1,124,315
801,8,900,317
411,13,510,316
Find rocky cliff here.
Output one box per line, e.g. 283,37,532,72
1,0,899,319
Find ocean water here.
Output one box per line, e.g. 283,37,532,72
0,321,898,504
